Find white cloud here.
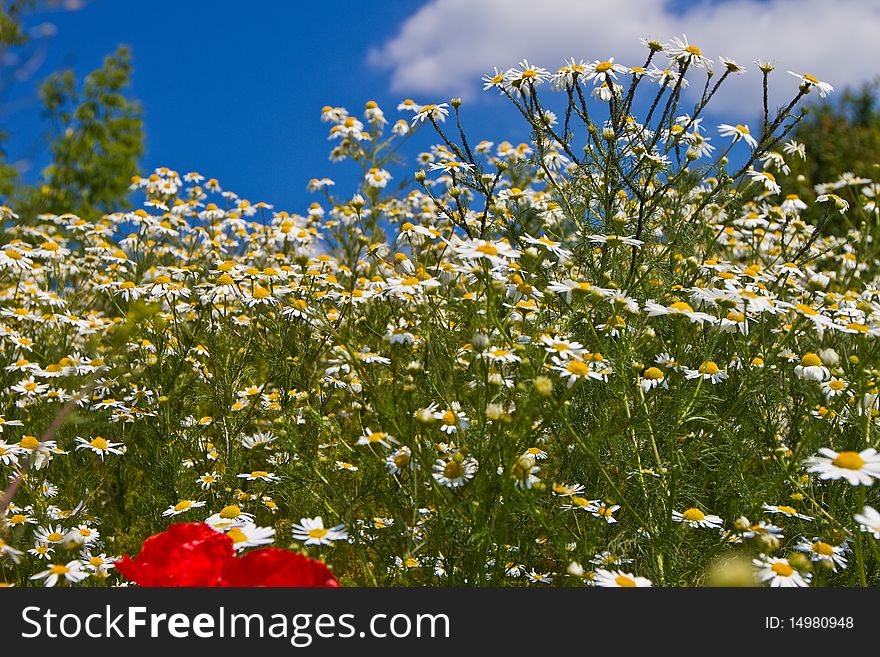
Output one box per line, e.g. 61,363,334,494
369,0,880,114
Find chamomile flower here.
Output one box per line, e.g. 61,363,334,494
804,448,880,485
434,403,470,434
225,523,276,551
591,503,620,524
593,569,652,587
794,538,848,571
762,504,814,521
787,71,833,97
684,361,727,384
718,123,758,149
753,555,811,587
357,427,399,449
30,561,89,587
291,516,348,546
794,352,830,381
74,436,125,460
639,366,668,392
432,455,478,488
162,500,207,517
236,470,280,483
672,507,723,529
854,506,880,539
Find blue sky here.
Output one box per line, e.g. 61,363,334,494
5,0,878,213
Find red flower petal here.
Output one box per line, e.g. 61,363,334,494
218,548,340,587
115,522,234,587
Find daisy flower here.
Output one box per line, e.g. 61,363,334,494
385,446,414,475
34,525,67,544
854,506,880,539
434,403,470,434
432,455,478,488
672,507,723,529
291,516,348,546
718,123,758,149
787,71,833,97
794,352,830,382
505,59,551,91
30,561,89,587
204,505,255,530
225,523,276,551
666,34,712,67
804,448,880,486
162,500,207,517
684,361,727,384
552,356,603,387
822,378,850,399
762,504,814,521
74,436,125,460
594,569,652,587
411,103,449,125
753,555,811,587
640,366,668,392
794,538,848,571
591,503,620,524
357,427,398,449
644,300,716,324
236,470,280,482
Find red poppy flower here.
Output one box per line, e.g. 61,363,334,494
219,548,340,587
115,522,235,587
115,523,340,587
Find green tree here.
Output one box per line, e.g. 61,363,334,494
1,3,144,218
790,79,880,186
25,46,144,217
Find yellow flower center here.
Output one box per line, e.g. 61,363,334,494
173,501,192,512
669,301,694,313
443,460,465,479
803,74,819,84
49,565,70,575
832,451,865,470
476,244,499,257
777,505,798,515
89,556,104,567
681,508,706,522
307,527,329,540
685,45,702,56
216,274,235,286
595,61,613,73
227,528,248,544
250,470,269,479
771,562,794,577
219,505,241,519
47,532,63,542
800,353,822,367
698,361,719,375
615,575,637,587
566,360,590,377
441,410,458,425
812,542,834,556
643,367,664,380
20,436,39,450
154,275,171,285
394,453,411,468
90,437,109,450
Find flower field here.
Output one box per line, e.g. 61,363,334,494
2,36,880,587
